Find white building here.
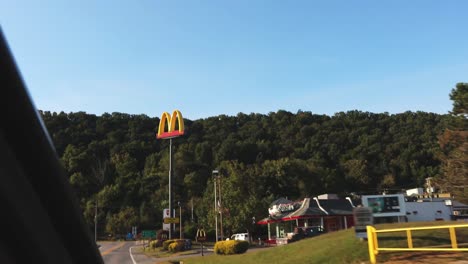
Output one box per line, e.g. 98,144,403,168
405,201,452,222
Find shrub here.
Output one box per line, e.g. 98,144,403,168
214,241,224,254
214,240,249,255
149,240,157,249
163,239,187,252
149,240,162,249
168,240,185,252
156,239,163,247
236,241,249,253
163,239,176,250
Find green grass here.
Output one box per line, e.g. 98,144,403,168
178,221,468,264
182,229,369,264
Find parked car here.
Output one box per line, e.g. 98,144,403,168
228,233,251,243
297,226,324,237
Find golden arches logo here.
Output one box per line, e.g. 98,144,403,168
157,110,185,139
196,228,206,242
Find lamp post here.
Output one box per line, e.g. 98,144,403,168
94,199,98,243
251,216,256,243
213,170,219,242
218,173,223,241
178,201,182,239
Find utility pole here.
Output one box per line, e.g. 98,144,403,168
94,199,98,243
218,174,223,241
213,172,218,242
191,198,194,223
178,201,182,239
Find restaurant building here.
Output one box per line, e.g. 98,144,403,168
257,195,355,241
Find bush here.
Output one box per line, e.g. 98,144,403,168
149,240,162,249
214,240,249,255
163,239,177,250
163,239,187,252
236,241,249,253
168,240,185,252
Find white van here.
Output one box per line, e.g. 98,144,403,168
229,233,250,243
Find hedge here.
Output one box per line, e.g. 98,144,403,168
163,239,186,252
168,240,185,252
214,240,249,255
162,239,176,250
149,240,162,249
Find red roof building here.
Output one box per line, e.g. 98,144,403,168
257,197,355,241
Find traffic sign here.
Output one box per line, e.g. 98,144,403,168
196,228,207,242
142,230,156,238
163,217,180,224
353,207,373,239
196,228,207,256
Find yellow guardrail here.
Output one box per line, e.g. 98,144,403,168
366,224,468,264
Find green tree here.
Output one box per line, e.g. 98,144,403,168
450,83,468,116
39,107,450,233
106,207,138,236
437,83,468,203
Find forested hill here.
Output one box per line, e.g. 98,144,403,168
39,110,447,233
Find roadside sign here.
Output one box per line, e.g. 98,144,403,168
353,207,373,239
196,228,206,242
163,209,176,231
142,230,156,239
163,217,180,224
196,228,207,256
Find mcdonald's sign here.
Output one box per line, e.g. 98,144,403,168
157,110,185,139
196,228,206,242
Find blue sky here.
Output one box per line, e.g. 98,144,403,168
1,0,467,120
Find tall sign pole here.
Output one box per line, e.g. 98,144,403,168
213,170,220,242
169,138,173,238
219,174,223,241
214,175,218,242
157,110,185,240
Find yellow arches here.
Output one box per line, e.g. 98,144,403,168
157,110,185,139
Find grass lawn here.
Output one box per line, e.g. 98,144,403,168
182,229,369,264
175,221,468,264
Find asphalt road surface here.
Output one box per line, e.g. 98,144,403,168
99,241,272,264
99,241,155,264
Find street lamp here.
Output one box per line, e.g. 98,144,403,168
178,201,183,239
212,170,219,242
252,216,256,245
218,172,224,241
94,199,98,243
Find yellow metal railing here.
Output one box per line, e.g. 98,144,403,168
366,224,468,264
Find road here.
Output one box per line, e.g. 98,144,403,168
99,241,155,264
98,241,274,264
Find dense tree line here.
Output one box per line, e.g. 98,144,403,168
39,96,456,237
